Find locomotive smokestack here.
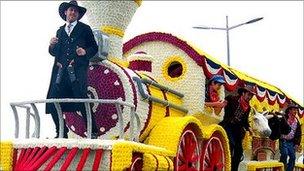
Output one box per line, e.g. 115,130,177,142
80,0,142,66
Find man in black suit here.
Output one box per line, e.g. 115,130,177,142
46,1,98,138
219,85,254,171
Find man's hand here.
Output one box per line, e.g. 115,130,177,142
50,37,58,45
221,100,228,107
295,145,302,152
56,62,62,68
213,100,227,108
76,46,86,56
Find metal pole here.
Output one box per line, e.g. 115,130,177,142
11,105,20,138
115,104,124,139
130,106,135,141
25,108,31,138
226,16,230,66
54,102,64,138
30,103,40,138
193,16,262,67
84,102,92,139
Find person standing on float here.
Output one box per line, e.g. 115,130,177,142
46,1,98,138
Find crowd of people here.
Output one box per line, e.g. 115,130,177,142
205,74,302,171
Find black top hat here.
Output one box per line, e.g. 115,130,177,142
59,1,87,21
237,85,256,95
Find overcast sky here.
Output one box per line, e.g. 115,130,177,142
1,1,303,139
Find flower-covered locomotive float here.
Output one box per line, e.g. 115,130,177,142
1,1,304,170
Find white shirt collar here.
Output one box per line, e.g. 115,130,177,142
66,20,77,27
65,20,78,36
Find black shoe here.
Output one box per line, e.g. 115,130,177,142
54,132,68,138
91,132,98,139
63,133,68,138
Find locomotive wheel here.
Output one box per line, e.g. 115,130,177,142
174,126,200,171
200,132,225,171
129,153,143,171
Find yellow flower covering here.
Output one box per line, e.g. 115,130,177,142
250,96,280,113
146,116,231,170
246,161,284,171
101,25,125,38
134,0,143,6
193,112,222,126
146,116,202,152
166,92,185,117
143,153,157,170
295,163,304,169
201,124,231,171
0,141,13,171
165,91,183,106
242,131,252,151
143,153,173,170
162,56,188,82
140,82,167,142
111,140,174,170
155,154,172,170
107,56,129,68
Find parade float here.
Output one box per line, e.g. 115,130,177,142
1,1,304,170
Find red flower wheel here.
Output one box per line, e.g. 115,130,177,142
175,126,200,171
200,133,225,171
128,153,143,171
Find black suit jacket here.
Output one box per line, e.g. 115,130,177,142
46,21,98,114
219,95,251,140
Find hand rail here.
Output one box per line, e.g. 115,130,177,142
141,78,184,98
133,77,188,113
10,99,140,141
10,104,20,138
10,99,134,106
30,103,40,138
25,107,31,138
129,106,141,142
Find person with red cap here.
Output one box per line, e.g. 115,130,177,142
219,84,255,171
204,75,227,115
279,104,302,171
46,1,98,138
